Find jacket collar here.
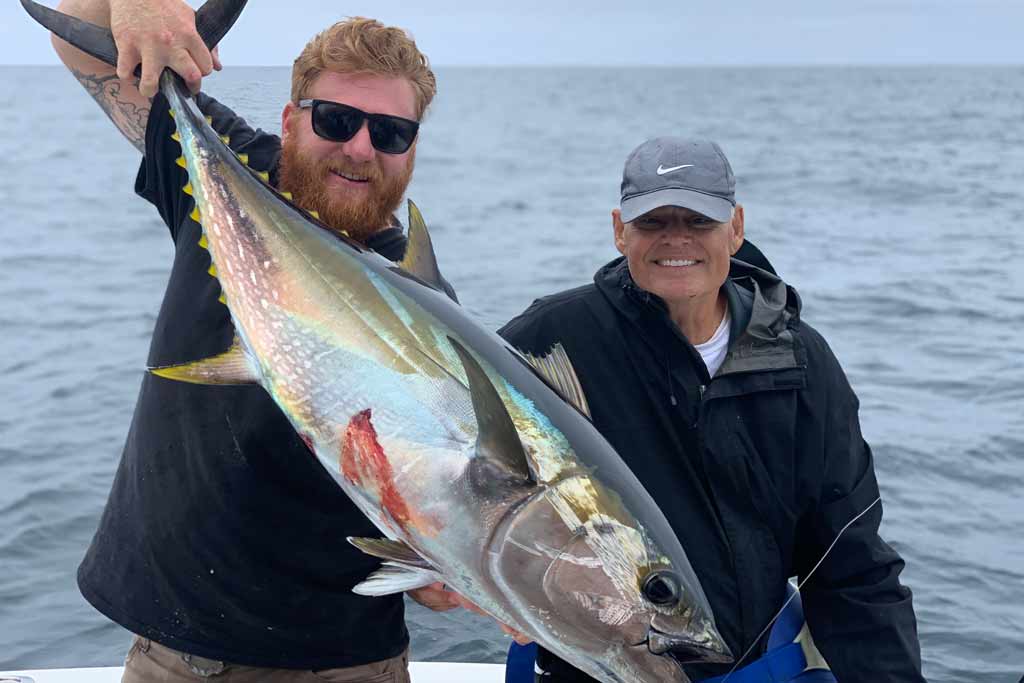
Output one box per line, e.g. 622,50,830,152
594,256,804,377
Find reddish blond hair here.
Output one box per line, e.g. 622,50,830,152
291,17,436,119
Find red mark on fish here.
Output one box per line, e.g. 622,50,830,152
340,409,413,532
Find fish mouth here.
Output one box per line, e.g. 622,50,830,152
644,625,734,664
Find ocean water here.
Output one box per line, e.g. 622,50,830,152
1,65,1022,680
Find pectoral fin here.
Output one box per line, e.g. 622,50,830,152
348,537,433,569
449,336,535,484
352,561,442,596
149,337,258,385
349,536,442,595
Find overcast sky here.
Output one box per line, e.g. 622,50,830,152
2,0,1022,66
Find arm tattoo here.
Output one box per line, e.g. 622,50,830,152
71,68,151,153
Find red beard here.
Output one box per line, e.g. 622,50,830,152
277,138,414,244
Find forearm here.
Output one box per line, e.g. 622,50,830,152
52,0,149,151
48,0,217,152
55,0,112,28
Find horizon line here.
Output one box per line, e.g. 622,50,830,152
3,61,1023,69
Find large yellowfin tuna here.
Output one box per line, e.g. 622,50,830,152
25,1,732,679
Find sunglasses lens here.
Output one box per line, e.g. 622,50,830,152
368,117,418,154
312,102,364,142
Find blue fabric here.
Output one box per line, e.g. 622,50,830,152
697,642,806,683
505,642,538,683
768,584,805,650
503,584,837,683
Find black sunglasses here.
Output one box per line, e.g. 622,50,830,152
297,99,419,154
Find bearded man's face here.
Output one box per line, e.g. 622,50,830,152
279,71,418,243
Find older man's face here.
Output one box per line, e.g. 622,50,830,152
613,205,744,311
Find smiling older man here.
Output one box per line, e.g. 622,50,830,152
499,138,925,682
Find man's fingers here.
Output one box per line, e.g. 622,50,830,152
137,46,165,98
168,50,203,94
406,583,461,612
185,34,215,77
500,624,534,646
452,593,488,616
211,46,223,71
115,43,142,83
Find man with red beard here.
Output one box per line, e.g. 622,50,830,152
50,0,457,680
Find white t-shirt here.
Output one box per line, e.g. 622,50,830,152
694,309,731,377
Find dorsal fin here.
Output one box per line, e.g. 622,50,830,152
148,336,257,385
449,336,534,484
522,343,591,419
399,200,448,295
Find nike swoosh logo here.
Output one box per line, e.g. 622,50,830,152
656,164,694,175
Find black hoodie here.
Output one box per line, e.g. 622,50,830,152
499,256,925,682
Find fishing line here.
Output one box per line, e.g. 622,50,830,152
718,494,881,683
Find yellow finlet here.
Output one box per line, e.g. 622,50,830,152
309,211,320,219
208,264,218,277
168,110,175,119
341,229,350,237
190,206,201,223
183,182,193,196
256,170,270,182
237,153,249,165
220,135,230,144
280,191,293,201
171,131,181,142
205,116,213,125
218,293,227,305
198,234,209,249
175,156,187,168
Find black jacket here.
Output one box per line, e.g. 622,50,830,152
498,256,924,682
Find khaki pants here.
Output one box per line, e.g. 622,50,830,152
122,635,411,683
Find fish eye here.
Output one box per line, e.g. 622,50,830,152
642,570,682,606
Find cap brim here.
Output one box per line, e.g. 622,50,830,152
621,189,734,224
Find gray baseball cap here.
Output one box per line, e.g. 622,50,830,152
620,137,736,223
